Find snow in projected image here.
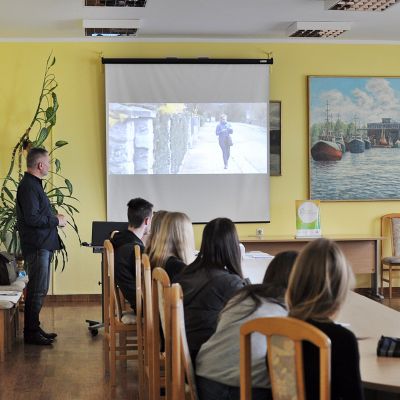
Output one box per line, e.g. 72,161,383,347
108,103,268,175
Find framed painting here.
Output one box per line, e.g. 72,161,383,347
309,76,400,201
270,100,281,176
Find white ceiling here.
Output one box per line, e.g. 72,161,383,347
0,0,400,42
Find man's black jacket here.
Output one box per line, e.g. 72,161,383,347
16,172,60,256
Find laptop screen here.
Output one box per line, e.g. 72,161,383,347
90,221,129,247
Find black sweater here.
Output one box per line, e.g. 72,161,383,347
173,266,246,363
110,230,144,310
304,319,364,400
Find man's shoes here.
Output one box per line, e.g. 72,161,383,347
38,327,58,340
24,332,54,346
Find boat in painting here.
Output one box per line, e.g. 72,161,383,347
348,137,365,153
364,137,372,149
347,117,365,153
311,103,343,161
335,134,346,153
311,140,342,161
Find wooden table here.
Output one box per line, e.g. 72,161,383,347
338,292,400,394
240,235,382,298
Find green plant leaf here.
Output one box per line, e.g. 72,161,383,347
35,127,49,147
55,158,61,173
56,188,64,206
46,107,56,126
51,56,56,67
65,179,73,195
55,140,68,148
66,204,80,213
3,187,14,201
52,92,58,111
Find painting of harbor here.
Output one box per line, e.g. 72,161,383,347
309,76,400,200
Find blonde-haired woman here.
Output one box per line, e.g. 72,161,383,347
144,210,168,249
146,211,195,280
286,238,364,400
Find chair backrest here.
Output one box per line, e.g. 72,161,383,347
134,245,145,400
103,240,123,323
152,267,171,399
141,253,155,397
240,317,331,400
166,283,198,400
152,267,171,335
381,213,400,257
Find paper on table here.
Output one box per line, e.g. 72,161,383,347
0,291,22,304
246,251,273,258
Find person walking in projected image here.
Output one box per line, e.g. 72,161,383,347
216,113,233,169
16,147,67,346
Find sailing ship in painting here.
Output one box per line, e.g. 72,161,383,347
311,106,400,162
311,103,343,161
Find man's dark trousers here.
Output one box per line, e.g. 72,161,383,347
24,249,53,334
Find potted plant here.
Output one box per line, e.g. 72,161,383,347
0,54,80,270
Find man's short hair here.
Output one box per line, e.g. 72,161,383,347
27,147,48,169
127,198,153,228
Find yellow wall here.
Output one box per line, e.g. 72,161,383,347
1,41,399,294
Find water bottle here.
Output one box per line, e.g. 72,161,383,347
18,270,26,278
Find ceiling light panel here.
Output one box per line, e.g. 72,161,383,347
325,0,398,11
83,19,141,36
85,0,147,7
287,21,352,38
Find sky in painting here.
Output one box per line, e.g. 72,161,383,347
309,77,400,126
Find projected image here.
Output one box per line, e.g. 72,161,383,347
108,103,268,175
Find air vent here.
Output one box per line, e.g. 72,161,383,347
83,19,141,36
287,21,352,38
325,0,398,11
85,28,137,36
85,0,147,7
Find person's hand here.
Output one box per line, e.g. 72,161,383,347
57,214,67,227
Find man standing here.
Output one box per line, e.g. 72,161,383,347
16,147,67,345
110,198,153,311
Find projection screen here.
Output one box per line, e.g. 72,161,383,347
104,59,270,223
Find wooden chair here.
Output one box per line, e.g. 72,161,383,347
103,239,138,386
381,213,400,299
141,253,154,399
151,267,171,399
165,284,198,400
135,245,145,400
240,317,331,400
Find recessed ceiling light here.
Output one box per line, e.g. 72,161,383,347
287,21,352,38
85,0,147,7
82,19,141,36
325,0,398,11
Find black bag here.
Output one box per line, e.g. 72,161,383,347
225,134,233,147
377,335,400,357
0,252,18,285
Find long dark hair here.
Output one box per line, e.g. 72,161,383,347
222,250,298,320
189,218,243,278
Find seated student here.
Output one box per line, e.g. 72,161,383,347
144,210,168,254
110,198,153,310
147,211,195,280
286,238,364,400
195,251,298,400
173,217,246,363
